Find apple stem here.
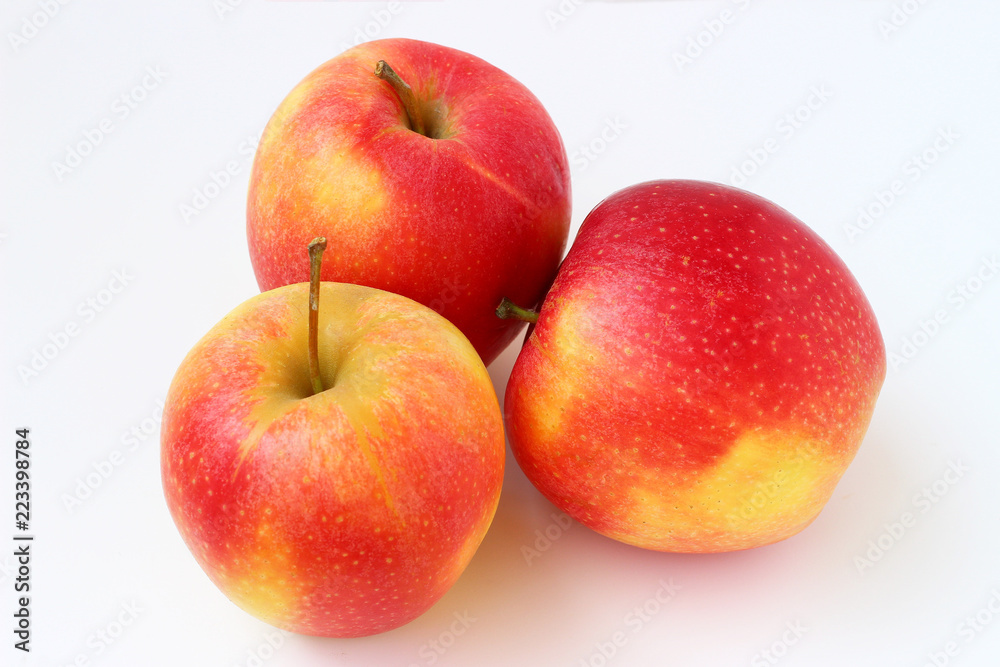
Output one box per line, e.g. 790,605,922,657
496,297,539,324
374,59,426,137
307,237,328,396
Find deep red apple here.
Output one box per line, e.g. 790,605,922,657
247,38,571,365
502,180,886,553
161,240,505,637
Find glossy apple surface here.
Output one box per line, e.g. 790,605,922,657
161,282,504,636
247,38,570,365
505,180,886,553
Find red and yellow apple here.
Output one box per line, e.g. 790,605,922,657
247,37,571,365
502,180,886,553
161,243,504,637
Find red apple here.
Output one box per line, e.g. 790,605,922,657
502,180,886,553
247,38,571,365
161,240,505,637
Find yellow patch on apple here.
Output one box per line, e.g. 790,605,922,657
616,429,838,552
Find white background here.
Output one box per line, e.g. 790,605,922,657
2,1,1000,666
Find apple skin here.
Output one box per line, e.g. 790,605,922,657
505,180,886,553
247,38,571,366
161,282,504,637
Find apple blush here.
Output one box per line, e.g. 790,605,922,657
161,239,505,637
247,38,571,365
502,180,886,553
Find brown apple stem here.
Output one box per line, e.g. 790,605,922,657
307,237,328,395
374,59,426,137
496,297,539,324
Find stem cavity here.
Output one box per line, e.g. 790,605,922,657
374,59,426,137
307,237,328,395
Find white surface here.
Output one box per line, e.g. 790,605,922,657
2,1,1000,666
